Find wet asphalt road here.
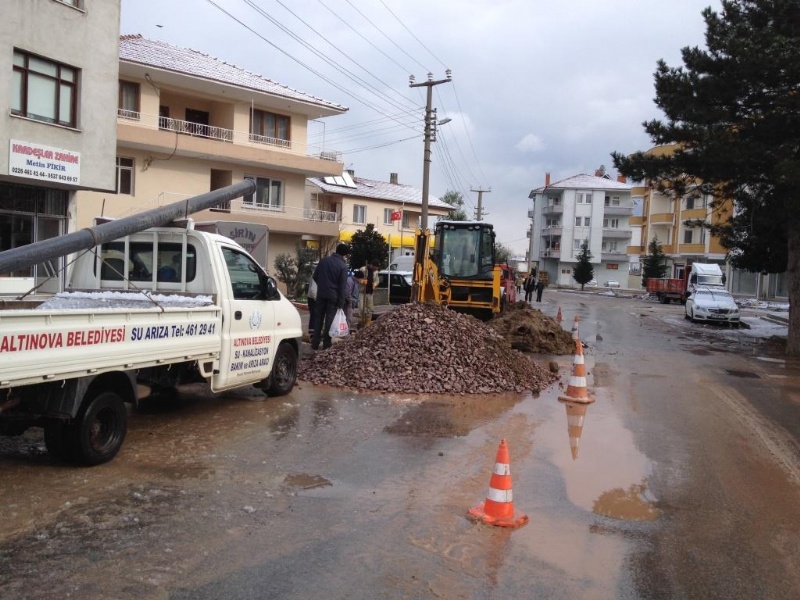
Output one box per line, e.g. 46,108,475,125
0,291,799,599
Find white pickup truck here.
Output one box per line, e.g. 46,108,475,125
0,221,302,465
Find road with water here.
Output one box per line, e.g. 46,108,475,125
1,291,799,599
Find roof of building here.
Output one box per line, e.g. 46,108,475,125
119,35,347,112
529,173,632,195
308,175,450,209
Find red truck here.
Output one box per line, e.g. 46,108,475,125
646,263,726,304
646,277,688,304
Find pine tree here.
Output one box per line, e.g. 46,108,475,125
441,190,468,221
573,240,594,290
611,0,800,355
641,237,668,288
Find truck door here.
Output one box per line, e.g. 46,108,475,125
211,246,276,392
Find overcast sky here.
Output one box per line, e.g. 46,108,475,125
121,0,722,255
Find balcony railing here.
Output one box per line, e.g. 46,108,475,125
541,226,563,236
159,116,233,142
603,204,634,216
117,109,341,160
542,203,563,215
602,229,633,239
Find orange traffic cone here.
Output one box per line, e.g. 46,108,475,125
556,307,563,325
558,339,594,404
564,401,588,460
467,439,529,528
570,316,580,340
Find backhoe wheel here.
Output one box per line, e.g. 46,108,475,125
265,343,298,397
69,391,127,466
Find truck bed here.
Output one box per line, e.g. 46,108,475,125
646,278,685,294
0,291,222,388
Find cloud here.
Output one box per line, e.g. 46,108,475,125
516,134,545,153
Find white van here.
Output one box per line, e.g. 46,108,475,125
389,254,415,271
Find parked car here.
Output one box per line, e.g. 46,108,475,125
377,270,413,304
585,279,598,287
604,280,621,288
685,287,741,325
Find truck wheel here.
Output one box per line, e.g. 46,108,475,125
69,391,127,466
265,343,297,397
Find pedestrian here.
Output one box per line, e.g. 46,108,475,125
344,270,360,329
524,275,535,302
359,259,380,325
306,274,317,339
311,243,350,350
536,278,546,302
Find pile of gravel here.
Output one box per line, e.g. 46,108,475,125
298,302,559,395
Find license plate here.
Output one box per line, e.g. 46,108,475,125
709,314,725,319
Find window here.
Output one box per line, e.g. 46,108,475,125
546,218,560,227
402,212,417,229
222,247,264,300
603,241,619,252
243,176,283,210
118,81,139,119
383,208,394,225
577,192,592,204
99,241,197,283
684,229,693,243
575,217,590,227
250,109,290,146
573,240,583,250
116,157,134,195
353,205,366,224
12,49,77,127
605,196,621,206
603,218,619,228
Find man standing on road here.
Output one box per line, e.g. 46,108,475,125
360,259,380,326
311,243,350,350
536,278,546,302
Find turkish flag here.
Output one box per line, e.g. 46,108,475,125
391,210,401,221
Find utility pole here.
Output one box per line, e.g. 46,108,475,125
409,71,452,232
471,187,491,221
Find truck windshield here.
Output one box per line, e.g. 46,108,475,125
698,274,723,285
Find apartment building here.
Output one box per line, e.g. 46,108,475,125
630,145,786,298
76,35,348,274
306,171,451,262
528,169,633,287
0,0,121,295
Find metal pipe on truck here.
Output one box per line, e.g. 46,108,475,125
0,180,256,275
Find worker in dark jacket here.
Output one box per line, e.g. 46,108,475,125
311,243,350,350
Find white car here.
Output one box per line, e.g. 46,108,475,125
585,279,598,287
685,287,740,325
604,280,621,288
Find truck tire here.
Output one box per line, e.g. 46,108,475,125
265,343,297,397
69,391,127,466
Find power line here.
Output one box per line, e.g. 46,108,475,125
378,0,449,71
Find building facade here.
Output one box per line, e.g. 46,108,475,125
76,35,348,275
528,170,633,288
0,0,121,295
306,171,452,263
629,145,787,298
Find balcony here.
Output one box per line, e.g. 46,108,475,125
602,229,633,239
117,109,343,177
650,212,674,224
541,248,561,259
541,226,563,236
601,251,629,261
678,243,706,254
603,204,634,216
542,203,563,215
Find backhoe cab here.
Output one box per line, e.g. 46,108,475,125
413,220,502,321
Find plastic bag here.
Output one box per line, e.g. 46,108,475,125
329,308,350,338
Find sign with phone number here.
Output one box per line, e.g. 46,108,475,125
9,139,81,185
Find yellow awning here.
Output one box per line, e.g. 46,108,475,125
338,230,422,249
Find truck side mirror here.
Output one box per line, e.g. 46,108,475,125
261,275,281,301
690,274,697,284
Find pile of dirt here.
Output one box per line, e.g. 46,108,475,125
298,302,559,395
488,301,576,354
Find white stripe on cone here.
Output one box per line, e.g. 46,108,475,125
487,488,513,503
492,463,511,476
